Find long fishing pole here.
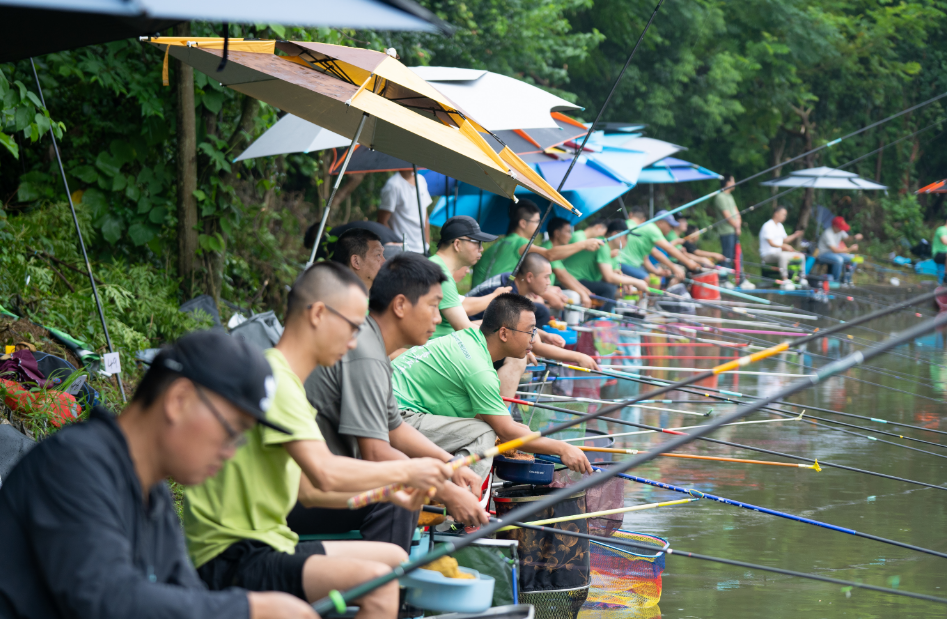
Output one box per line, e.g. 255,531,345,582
311,310,947,615
769,399,947,438
507,520,947,605
536,455,947,560
576,446,822,470
495,497,699,531
556,413,807,442
509,0,666,278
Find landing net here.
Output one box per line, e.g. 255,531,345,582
585,530,666,610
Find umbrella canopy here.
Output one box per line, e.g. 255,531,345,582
234,114,351,162
917,179,947,194
586,135,684,167
151,38,576,214
760,167,887,190
637,157,722,184
0,0,450,62
410,67,581,131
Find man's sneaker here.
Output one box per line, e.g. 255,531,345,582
722,281,736,289
739,280,756,290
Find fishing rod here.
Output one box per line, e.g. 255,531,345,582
576,446,822,470
514,391,713,416
513,393,947,472
556,414,807,442
506,520,947,605
311,309,947,615
597,364,811,377
532,361,947,459
509,0,666,279
494,497,698,532
538,454,947,561
766,399,947,438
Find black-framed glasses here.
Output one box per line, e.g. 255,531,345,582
458,237,483,248
322,303,366,336
504,326,537,338
195,385,247,449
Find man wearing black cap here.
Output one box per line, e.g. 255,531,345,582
429,215,506,339
0,331,316,619
184,262,454,618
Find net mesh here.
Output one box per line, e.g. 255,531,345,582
585,530,666,610
521,585,590,619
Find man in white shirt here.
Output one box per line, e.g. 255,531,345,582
378,171,431,254
816,216,863,284
759,206,804,288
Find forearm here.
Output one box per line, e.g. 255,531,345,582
286,442,411,492
442,305,474,331
543,242,588,262
532,341,585,365
554,269,589,296
461,295,494,315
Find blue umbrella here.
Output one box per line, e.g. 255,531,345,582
637,157,722,184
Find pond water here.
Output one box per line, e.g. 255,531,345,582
527,290,947,619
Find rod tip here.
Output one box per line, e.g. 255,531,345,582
813,459,822,472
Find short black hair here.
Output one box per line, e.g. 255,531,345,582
547,216,572,237
331,228,381,268
131,358,181,408
369,253,447,313
520,251,551,275
629,206,646,218
720,174,735,188
773,205,788,214
481,293,536,334
287,261,367,318
605,219,627,237
507,199,541,234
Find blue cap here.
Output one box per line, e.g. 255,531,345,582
655,210,679,227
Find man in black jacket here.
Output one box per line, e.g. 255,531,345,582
0,330,315,619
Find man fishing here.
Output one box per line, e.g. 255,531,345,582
543,216,601,309
619,208,701,284
0,331,317,618
392,293,593,479
329,227,387,292
472,200,605,287
759,206,805,289
561,219,650,311
816,215,862,285
293,254,489,546
184,262,454,618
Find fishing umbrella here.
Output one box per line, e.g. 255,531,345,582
637,157,722,184
917,179,947,194
0,0,451,62
760,166,887,190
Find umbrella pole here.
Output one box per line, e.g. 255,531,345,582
30,59,126,403
617,193,630,218
413,164,427,255
307,113,370,267
649,184,654,219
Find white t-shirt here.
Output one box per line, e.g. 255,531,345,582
379,173,431,253
818,228,848,255
759,219,787,258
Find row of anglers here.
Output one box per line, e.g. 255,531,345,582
1,232,626,618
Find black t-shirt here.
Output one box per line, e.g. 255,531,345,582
467,273,551,326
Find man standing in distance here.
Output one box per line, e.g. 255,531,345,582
378,170,431,254
713,175,753,289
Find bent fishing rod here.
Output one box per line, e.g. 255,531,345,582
349,288,939,509
536,455,947,561
510,0,666,279
515,393,947,488
312,308,947,615
506,520,947,605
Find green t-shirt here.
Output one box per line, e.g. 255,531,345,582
472,234,530,286
714,192,739,236
666,230,679,243
619,221,664,267
183,348,324,568
430,253,461,339
934,226,947,256
561,233,613,283
541,240,566,285
392,327,509,418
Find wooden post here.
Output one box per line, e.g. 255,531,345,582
175,22,198,290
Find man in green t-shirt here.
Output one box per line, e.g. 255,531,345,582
392,294,592,479
560,220,649,311
713,174,753,288
472,200,605,286
933,222,947,283
543,217,609,308
618,208,700,285
429,215,507,339
184,262,454,615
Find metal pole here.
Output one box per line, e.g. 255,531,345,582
649,184,654,219
307,113,369,266
617,193,630,218
413,163,427,255
30,59,126,402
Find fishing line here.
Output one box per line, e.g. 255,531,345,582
311,310,947,615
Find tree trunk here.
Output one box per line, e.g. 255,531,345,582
875,136,885,183
789,105,816,237
175,22,198,293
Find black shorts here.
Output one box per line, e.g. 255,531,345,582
197,539,326,600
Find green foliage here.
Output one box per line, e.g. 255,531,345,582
0,67,65,164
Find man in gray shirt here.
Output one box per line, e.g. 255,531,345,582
291,254,488,550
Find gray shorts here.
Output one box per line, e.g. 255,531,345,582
400,411,497,479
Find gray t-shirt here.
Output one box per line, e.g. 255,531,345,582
818,228,848,255
304,315,402,458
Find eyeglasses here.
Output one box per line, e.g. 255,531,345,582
195,385,247,449
458,237,483,248
504,326,537,339
324,303,366,336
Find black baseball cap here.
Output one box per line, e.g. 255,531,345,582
155,330,289,434
440,215,498,243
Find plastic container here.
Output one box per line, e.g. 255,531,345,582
401,567,496,613
689,271,720,301
493,455,555,485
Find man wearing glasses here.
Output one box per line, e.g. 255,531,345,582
0,330,322,618
184,262,454,618
392,293,592,480
428,215,504,339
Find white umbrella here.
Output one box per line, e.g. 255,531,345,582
410,66,581,131
234,115,349,162
760,166,887,190
586,134,684,168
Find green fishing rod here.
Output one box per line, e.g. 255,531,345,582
506,520,947,605
762,399,947,438
311,297,947,615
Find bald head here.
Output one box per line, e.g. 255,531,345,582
520,252,550,276
286,261,367,321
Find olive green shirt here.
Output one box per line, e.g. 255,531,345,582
472,234,530,287
714,192,739,236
